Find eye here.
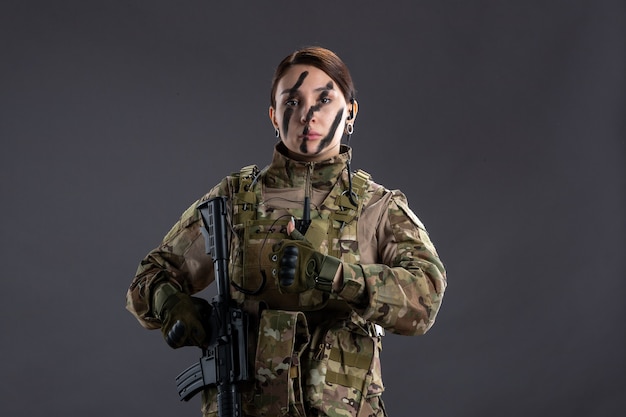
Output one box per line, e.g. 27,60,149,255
285,98,299,106
320,97,331,104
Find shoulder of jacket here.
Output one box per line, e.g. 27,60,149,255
162,199,202,242
357,172,427,231
355,169,387,206
197,164,260,202
388,189,426,230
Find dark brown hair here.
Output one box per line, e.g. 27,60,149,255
270,46,356,108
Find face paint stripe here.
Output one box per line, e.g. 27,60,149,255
281,71,309,137
299,88,339,153
301,89,330,136
281,71,309,96
315,109,344,155
283,108,293,136
314,81,334,92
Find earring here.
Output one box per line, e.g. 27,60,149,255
345,123,354,135
275,128,280,138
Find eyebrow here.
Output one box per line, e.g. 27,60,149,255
280,81,335,95
315,82,335,92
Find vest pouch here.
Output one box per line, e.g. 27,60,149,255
247,309,310,417
237,218,330,311
242,219,288,296
305,318,384,417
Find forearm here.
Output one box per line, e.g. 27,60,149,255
126,250,187,329
335,256,445,335
335,191,447,335
126,200,213,328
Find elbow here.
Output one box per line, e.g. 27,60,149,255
392,292,445,336
393,312,432,336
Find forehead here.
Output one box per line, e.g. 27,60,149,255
277,64,335,92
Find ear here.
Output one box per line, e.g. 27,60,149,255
268,106,278,129
347,99,359,122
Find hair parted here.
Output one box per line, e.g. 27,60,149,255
270,46,356,108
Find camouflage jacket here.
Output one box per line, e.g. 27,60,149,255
126,143,447,417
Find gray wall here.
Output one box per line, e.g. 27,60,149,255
1,1,624,416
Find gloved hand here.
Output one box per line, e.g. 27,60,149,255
273,230,342,294
153,283,213,349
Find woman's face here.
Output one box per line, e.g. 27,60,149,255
269,64,355,162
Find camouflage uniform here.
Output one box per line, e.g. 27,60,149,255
126,143,447,417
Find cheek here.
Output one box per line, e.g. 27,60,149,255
282,107,293,136
326,109,344,140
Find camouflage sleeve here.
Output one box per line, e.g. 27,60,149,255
125,180,231,329
337,190,447,336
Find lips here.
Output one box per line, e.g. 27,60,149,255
300,131,322,140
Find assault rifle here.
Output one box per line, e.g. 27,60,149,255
175,196,250,417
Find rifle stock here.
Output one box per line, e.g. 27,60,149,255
175,196,249,417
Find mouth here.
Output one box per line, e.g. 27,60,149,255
300,131,322,140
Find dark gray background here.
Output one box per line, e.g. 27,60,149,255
1,1,624,416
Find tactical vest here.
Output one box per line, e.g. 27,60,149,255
227,164,372,313
203,164,386,417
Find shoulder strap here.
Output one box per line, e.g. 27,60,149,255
233,164,259,224
324,169,372,259
330,169,371,225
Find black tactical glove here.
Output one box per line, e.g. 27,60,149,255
153,283,213,349
273,231,341,294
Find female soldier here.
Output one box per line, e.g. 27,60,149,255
126,46,447,417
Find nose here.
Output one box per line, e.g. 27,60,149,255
299,103,315,124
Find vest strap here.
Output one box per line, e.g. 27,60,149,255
233,165,259,224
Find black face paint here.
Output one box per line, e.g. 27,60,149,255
314,109,344,155
282,71,308,137
299,82,335,154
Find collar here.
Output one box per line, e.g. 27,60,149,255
263,142,353,190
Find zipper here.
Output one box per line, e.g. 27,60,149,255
298,162,315,234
